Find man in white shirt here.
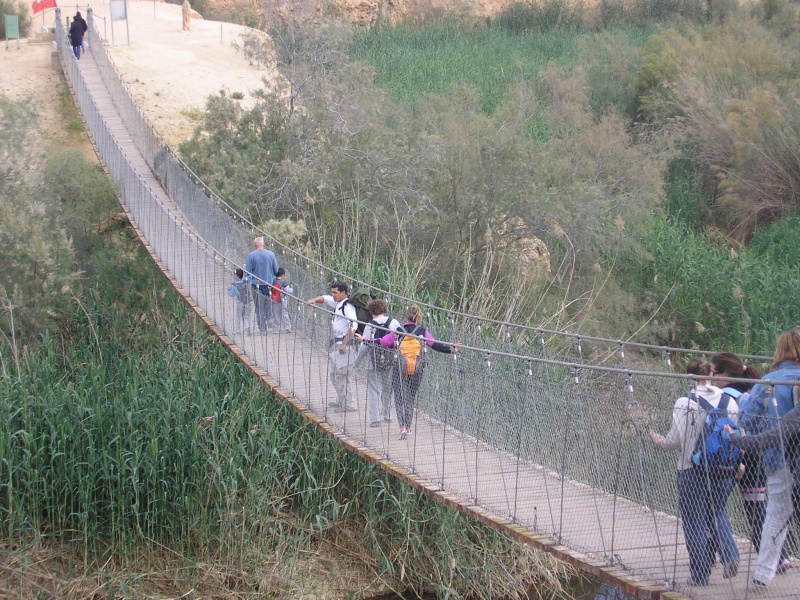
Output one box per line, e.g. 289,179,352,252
306,282,358,412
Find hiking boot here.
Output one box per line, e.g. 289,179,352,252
751,578,768,588
328,402,342,409
370,421,382,428
723,562,738,579
336,404,357,412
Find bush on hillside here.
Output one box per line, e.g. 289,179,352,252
663,20,800,239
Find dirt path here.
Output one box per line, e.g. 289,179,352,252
2,0,274,148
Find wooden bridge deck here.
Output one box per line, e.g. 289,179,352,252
59,23,799,600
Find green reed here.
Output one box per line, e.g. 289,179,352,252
0,276,577,596
350,25,583,113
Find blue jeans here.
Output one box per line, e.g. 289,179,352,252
677,469,738,584
677,468,711,584
251,285,272,330
706,474,739,567
72,44,82,59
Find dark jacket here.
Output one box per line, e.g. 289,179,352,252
69,15,88,46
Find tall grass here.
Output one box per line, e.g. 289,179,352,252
349,25,583,113
620,214,800,353
0,261,578,596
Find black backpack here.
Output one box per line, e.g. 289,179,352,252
344,288,375,335
368,319,395,371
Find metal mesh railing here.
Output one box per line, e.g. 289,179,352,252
56,9,800,599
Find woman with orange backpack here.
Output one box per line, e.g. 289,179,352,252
358,305,458,440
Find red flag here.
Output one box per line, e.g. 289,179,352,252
31,0,57,14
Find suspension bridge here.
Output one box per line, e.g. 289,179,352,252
50,7,799,599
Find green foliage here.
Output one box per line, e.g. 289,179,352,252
179,88,289,217
632,0,707,24
0,0,29,38
660,18,800,238
350,24,581,113
663,158,711,226
493,0,707,32
492,0,585,33
620,214,800,352
632,27,687,122
38,149,119,263
755,0,800,37
579,30,642,118
0,96,78,337
0,252,576,596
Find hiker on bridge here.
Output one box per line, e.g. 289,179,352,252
353,299,401,428
710,352,792,574
68,11,88,60
729,404,800,553
244,236,279,334
739,327,800,588
649,358,740,587
306,282,358,413
360,305,458,440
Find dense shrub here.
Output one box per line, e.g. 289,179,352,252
661,18,800,238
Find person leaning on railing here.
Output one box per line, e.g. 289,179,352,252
739,327,800,588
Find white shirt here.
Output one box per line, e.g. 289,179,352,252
661,384,738,471
321,294,357,339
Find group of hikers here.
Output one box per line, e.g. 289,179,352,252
229,237,458,441
306,283,458,440
227,236,293,335
649,328,800,589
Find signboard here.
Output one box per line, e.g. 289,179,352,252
5,15,20,49
110,0,127,21
5,15,19,38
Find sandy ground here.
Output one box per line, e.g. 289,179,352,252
1,0,275,148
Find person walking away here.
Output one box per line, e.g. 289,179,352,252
740,328,800,588
306,282,358,412
354,299,400,427
711,352,792,574
244,236,279,334
69,11,88,60
362,305,457,440
649,358,738,587
226,267,251,334
268,268,293,333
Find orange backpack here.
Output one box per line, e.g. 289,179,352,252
398,325,426,376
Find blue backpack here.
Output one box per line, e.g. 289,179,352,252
691,388,741,477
